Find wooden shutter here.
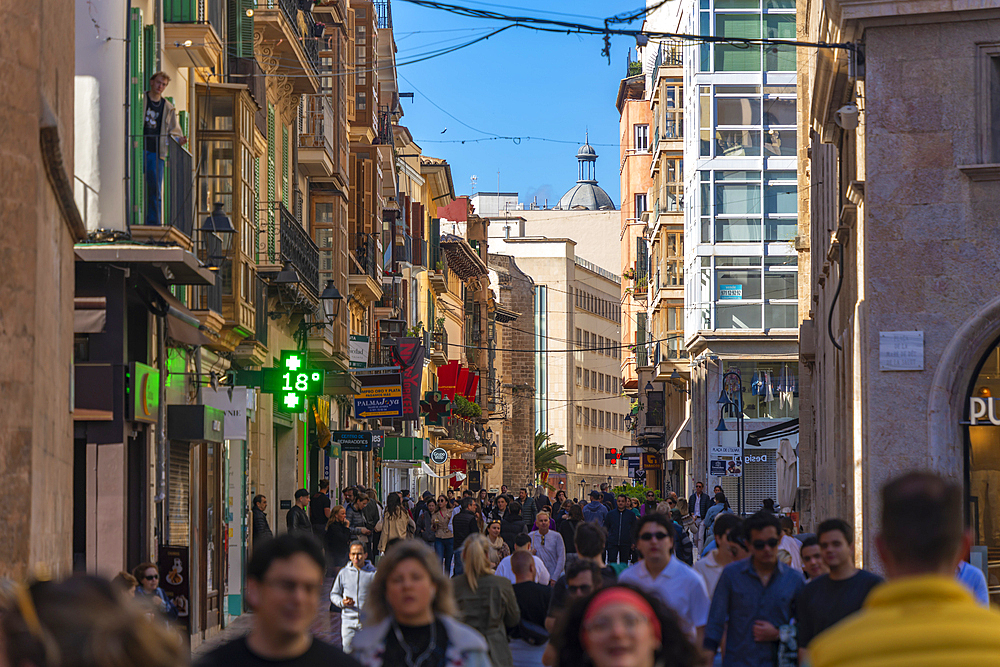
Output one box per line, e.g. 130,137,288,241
282,124,290,209
129,8,145,226
253,155,260,263
636,313,648,367
267,104,276,261
227,0,255,59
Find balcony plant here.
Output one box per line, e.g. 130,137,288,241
453,395,482,420
634,276,648,292
622,267,636,281
434,316,446,332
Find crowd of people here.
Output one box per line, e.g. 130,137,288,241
4,472,1000,667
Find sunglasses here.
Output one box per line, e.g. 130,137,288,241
639,531,670,541
144,574,159,581
752,537,780,550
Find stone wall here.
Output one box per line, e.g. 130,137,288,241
0,0,79,578
489,254,535,490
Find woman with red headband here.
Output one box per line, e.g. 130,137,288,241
551,585,700,667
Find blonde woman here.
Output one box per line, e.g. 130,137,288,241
485,519,511,567
350,541,490,667
451,533,520,667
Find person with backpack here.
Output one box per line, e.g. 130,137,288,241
583,490,609,524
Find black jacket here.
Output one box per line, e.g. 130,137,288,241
286,505,311,534
415,510,436,543
500,514,528,551
452,509,479,550
252,506,273,542
603,508,637,547
324,521,352,567
689,492,712,518
559,518,579,554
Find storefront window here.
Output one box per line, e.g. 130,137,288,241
967,343,1000,557
724,360,799,419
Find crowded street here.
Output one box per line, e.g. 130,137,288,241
6,0,1000,664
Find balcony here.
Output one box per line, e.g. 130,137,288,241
298,94,335,177
430,329,448,365
392,233,412,266
163,0,224,68
429,254,449,295
653,341,689,381
255,0,321,94
375,106,394,147
278,205,320,295
129,139,195,251
349,232,383,304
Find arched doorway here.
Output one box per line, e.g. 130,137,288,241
966,340,1000,566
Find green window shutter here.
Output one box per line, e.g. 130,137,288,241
129,8,145,226
282,124,289,209
164,0,196,23
178,110,188,139
253,155,260,263
267,103,276,262
636,313,648,367
143,25,157,82
227,0,256,59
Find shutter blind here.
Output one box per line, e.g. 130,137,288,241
129,8,145,226
168,441,191,546
282,124,290,209
253,155,260,263
636,313,648,367
227,0,256,59
267,104,276,261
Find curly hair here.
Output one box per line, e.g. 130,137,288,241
364,540,457,624
551,584,699,667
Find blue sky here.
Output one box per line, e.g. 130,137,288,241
391,0,648,208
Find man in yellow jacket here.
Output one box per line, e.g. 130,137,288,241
810,471,1000,667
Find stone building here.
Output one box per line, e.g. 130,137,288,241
797,0,1000,588
0,0,84,580
488,254,536,491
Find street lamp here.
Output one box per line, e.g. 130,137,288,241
320,279,344,319
607,475,613,489
718,370,746,517
201,202,236,270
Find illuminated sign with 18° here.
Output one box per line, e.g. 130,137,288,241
260,350,325,411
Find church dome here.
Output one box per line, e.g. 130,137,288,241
555,134,616,211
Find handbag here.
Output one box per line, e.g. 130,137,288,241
519,619,550,646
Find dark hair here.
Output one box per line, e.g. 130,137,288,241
633,512,676,544
817,518,853,545
617,493,628,500
294,488,309,499
713,513,740,539
566,558,603,584
511,550,534,576
319,479,330,491
553,585,699,667
253,494,266,507
385,491,406,518
744,511,782,540
574,521,607,557
801,536,820,550
726,525,747,551
714,492,729,508
460,497,476,511
780,516,795,533
509,501,522,517
423,491,434,499
761,498,776,513
514,533,533,548
881,471,963,571
248,532,325,582
463,489,474,497
556,490,567,501
568,503,585,522
401,489,410,497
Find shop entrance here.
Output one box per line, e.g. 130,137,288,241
965,339,1000,602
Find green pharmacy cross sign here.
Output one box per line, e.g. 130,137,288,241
260,351,325,411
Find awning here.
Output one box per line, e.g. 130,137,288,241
665,415,691,461
145,279,214,346
74,242,216,285
745,418,799,447
74,297,107,333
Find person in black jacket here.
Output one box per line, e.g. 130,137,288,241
501,501,528,552
452,496,479,576
603,494,638,563
559,503,583,559
252,494,273,543
324,504,353,575
286,488,311,534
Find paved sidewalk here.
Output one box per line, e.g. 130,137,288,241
190,577,344,659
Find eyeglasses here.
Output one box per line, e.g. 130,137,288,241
144,574,159,581
752,537,780,550
567,584,593,595
583,611,650,635
639,531,669,541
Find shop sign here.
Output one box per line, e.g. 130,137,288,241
349,335,370,369
385,337,426,419
260,350,325,411
158,545,191,630
709,441,742,477
720,284,742,300
477,455,495,464
333,430,373,451
879,331,923,371
970,397,1000,425
641,453,662,470
129,362,159,424
430,447,449,465
353,369,403,419
203,387,250,440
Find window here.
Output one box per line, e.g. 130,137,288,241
715,14,761,71
635,193,647,217
584,370,590,388
577,328,583,348
592,370,598,388
634,124,649,151
576,406,583,425
356,92,366,111
599,412,605,429
576,367,582,386
599,373,605,392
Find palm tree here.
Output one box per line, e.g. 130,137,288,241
534,431,567,489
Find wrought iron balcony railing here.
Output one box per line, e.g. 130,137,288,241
351,232,380,280
278,204,320,296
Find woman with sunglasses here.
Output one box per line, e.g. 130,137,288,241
433,495,455,573
551,584,699,667
131,562,179,621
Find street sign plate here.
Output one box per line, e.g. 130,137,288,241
333,431,373,452
430,447,448,465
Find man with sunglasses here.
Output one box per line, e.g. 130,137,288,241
704,511,805,666
618,513,711,643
